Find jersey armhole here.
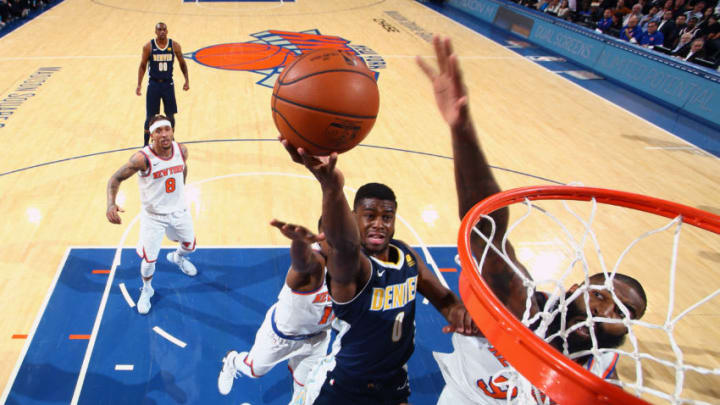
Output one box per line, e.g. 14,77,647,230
178,143,186,162
330,255,373,306
138,151,152,177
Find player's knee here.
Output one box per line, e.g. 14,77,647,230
141,260,156,278
177,240,195,255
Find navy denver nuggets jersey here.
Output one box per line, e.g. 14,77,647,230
149,39,174,81
330,240,419,380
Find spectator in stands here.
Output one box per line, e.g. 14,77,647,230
679,16,701,38
610,11,625,36
624,2,645,24
640,5,661,29
613,0,632,18
542,0,558,13
672,0,687,18
675,38,708,61
597,8,616,32
672,31,696,53
658,7,679,45
700,13,720,60
621,15,643,42
697,6,715,27
684,1,706,21
641,20,666,46
557,0,572,19
670,14,689,45
545,0,561,15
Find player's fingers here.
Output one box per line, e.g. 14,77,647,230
327,152,338,172
433,35,447,73
270,219,285,229
463,309,474,333
279,136,303,163
118,206,125,212
442,325,455,334
448,54,464,93
444,36,454,61
415,55,436,80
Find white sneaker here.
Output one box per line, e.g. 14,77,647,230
218,350,242,395
167,251,197,276
137,285,154,315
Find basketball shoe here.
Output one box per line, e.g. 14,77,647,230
167,251,197,276
218,350,245,395
137,285,154,315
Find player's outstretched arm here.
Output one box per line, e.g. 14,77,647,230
271,219,326,274
271,219,327,292
106,152,147,225
418,36,536,319
279,136,371,302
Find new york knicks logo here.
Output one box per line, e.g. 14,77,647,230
189,29,386,88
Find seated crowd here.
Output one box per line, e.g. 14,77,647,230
517,0,720,69
0,0,54,31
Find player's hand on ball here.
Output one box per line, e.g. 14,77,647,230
279,135,344,189
106,204,125,224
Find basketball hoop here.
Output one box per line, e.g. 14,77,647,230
457,185,720,405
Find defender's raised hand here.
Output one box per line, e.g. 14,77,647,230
270,219,326,244
416,35,469,130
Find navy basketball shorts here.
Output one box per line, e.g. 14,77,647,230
313,367,410,405
146,80,178,117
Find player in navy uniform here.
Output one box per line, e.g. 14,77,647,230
136,22,190,146
280,141,479,404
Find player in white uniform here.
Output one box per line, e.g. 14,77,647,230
106,114,198,315
433,332,620,404
218,219,333,403
417,36,648,403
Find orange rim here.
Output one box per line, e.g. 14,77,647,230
458,186,720,404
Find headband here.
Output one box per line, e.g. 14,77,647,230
149,120,172,134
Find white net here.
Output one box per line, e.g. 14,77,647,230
464,191,720,404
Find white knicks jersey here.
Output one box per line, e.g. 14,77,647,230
433,334,620,404
273,268,333,337
137,142,187,215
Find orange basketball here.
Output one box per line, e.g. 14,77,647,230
271,48,380,156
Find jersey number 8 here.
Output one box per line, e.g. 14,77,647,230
165,178,176,193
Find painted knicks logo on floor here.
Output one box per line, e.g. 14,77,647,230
189,29,386,88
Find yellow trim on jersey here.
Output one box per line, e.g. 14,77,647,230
368,244,405,269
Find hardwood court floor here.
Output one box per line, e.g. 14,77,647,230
0,0,718,403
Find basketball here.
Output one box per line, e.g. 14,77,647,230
271,48,380,156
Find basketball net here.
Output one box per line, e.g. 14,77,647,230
457,185,720,405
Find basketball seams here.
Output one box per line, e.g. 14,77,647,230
271,94,377,119
271,48,379,155
271,108,332,154
278,69,376,86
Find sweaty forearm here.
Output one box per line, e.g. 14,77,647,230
320,186,360,254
